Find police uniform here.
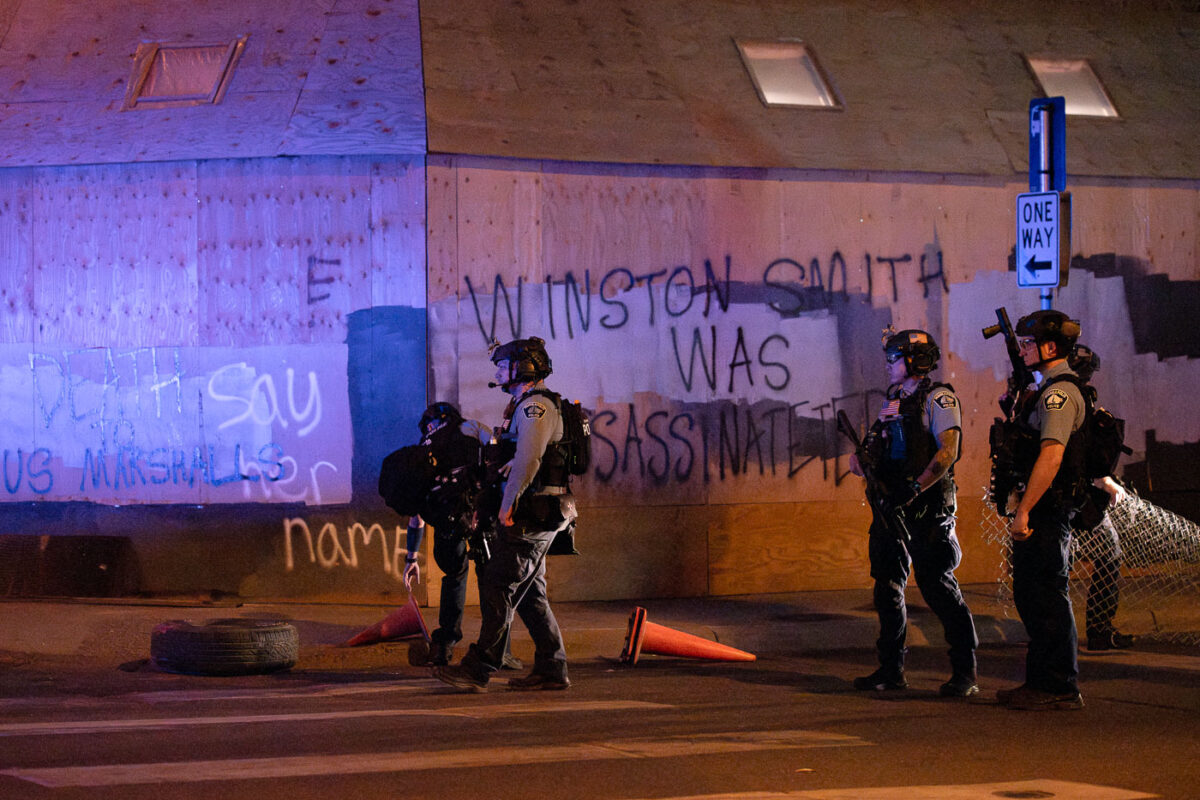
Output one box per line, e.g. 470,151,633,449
457,382,573,687
1012,360,1086,696
864,378,978,689
408,418,493,663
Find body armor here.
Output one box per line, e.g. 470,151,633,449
989,375,1089,516
865,378,957,512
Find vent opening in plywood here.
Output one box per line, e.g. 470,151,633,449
123,36,248,110
1026,57,1119,118
735,38,841,110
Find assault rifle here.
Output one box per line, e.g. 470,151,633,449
836,409,910,542
981,307,1034,419
981,307,1037,516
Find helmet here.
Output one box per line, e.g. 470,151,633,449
1068,343,1100,383
419,401,463,435
1015,310,1080,355
489,337,552,388
883,329,940,375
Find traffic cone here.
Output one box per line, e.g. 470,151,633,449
341,594,430,647
619,606,756,665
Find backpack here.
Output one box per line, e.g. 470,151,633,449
378,426,485,529
378,444,437,517
1038,375,1132,529
1043,374,1131,482
558,396,593,476
523,389,592,477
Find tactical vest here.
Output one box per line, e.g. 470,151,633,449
1022,374,1090,509
494,388,571,493
867,379,957,511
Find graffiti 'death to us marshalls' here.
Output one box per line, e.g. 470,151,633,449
0,343,350,505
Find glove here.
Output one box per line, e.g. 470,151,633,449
889,479,922,508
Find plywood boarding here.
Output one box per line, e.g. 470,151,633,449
196,156,374,346
30,162,199,348
0,166,33,343
421,0,1200,179
547,503,710,602
368,158,426,310
281,0,426,156
0,0,426,167
708,500,871,596
429,154,1200,597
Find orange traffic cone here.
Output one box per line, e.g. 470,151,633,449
619,606,756,665
341,594,431,647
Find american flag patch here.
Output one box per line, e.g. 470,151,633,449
878,398,901,421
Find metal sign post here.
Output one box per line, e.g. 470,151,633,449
1023,97,1068,309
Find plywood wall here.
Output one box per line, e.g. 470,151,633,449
0,155,429,599
1,149,1197,602
428,156,1200,599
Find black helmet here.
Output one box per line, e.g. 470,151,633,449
1068,343,1100,383
489,337,552,388
419,401,463,435
1015,309,1080,354
883,329,940,375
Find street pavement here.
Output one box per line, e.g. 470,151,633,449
1,585,1198,799
0,582,1195,692
1,584,1032,678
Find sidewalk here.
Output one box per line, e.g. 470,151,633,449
0,584,1031,672
4,582,1198,680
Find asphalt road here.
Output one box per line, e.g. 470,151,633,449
2,639,1197,799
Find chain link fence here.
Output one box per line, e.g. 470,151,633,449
980,489,1200,646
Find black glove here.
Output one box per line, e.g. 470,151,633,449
889,479,922,508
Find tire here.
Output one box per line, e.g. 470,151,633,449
150,619,299,676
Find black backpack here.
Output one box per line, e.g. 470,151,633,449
558,396,592,476
378,426,485,530
523,389,592,477
1043,374,1131,483
1039,375,1132,529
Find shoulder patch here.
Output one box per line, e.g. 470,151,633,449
1042,389,1069,411
933,392,958,409
522,402,548,419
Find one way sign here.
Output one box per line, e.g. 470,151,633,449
1015,191,1070,288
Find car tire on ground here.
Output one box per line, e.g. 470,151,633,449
150,618,299,676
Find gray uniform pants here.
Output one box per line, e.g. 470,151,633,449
461,528,567,683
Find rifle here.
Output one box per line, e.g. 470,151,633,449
981,307,1034,419
981,307,1036,515
836,409,910,542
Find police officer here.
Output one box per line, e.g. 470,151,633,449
852,329,979,698
1066,344,1135,652
434,337,574,692
998,310,1086,710
402,402,522,670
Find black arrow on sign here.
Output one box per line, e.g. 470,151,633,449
1022,255,1052,277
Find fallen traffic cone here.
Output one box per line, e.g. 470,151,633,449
619,606,756,665
341,594,430,647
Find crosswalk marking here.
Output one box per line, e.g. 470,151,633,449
1,730,869,787
0,699,670,737
634,779,1157,799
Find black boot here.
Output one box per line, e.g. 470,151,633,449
939,673,980,698
853,667,907,691
1086,629,1135,651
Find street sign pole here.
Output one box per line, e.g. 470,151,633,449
1027,97,1067,309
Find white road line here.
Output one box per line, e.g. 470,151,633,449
0,730,869,787
635,779,1158,799
0,699,671,737
0,681,428,711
